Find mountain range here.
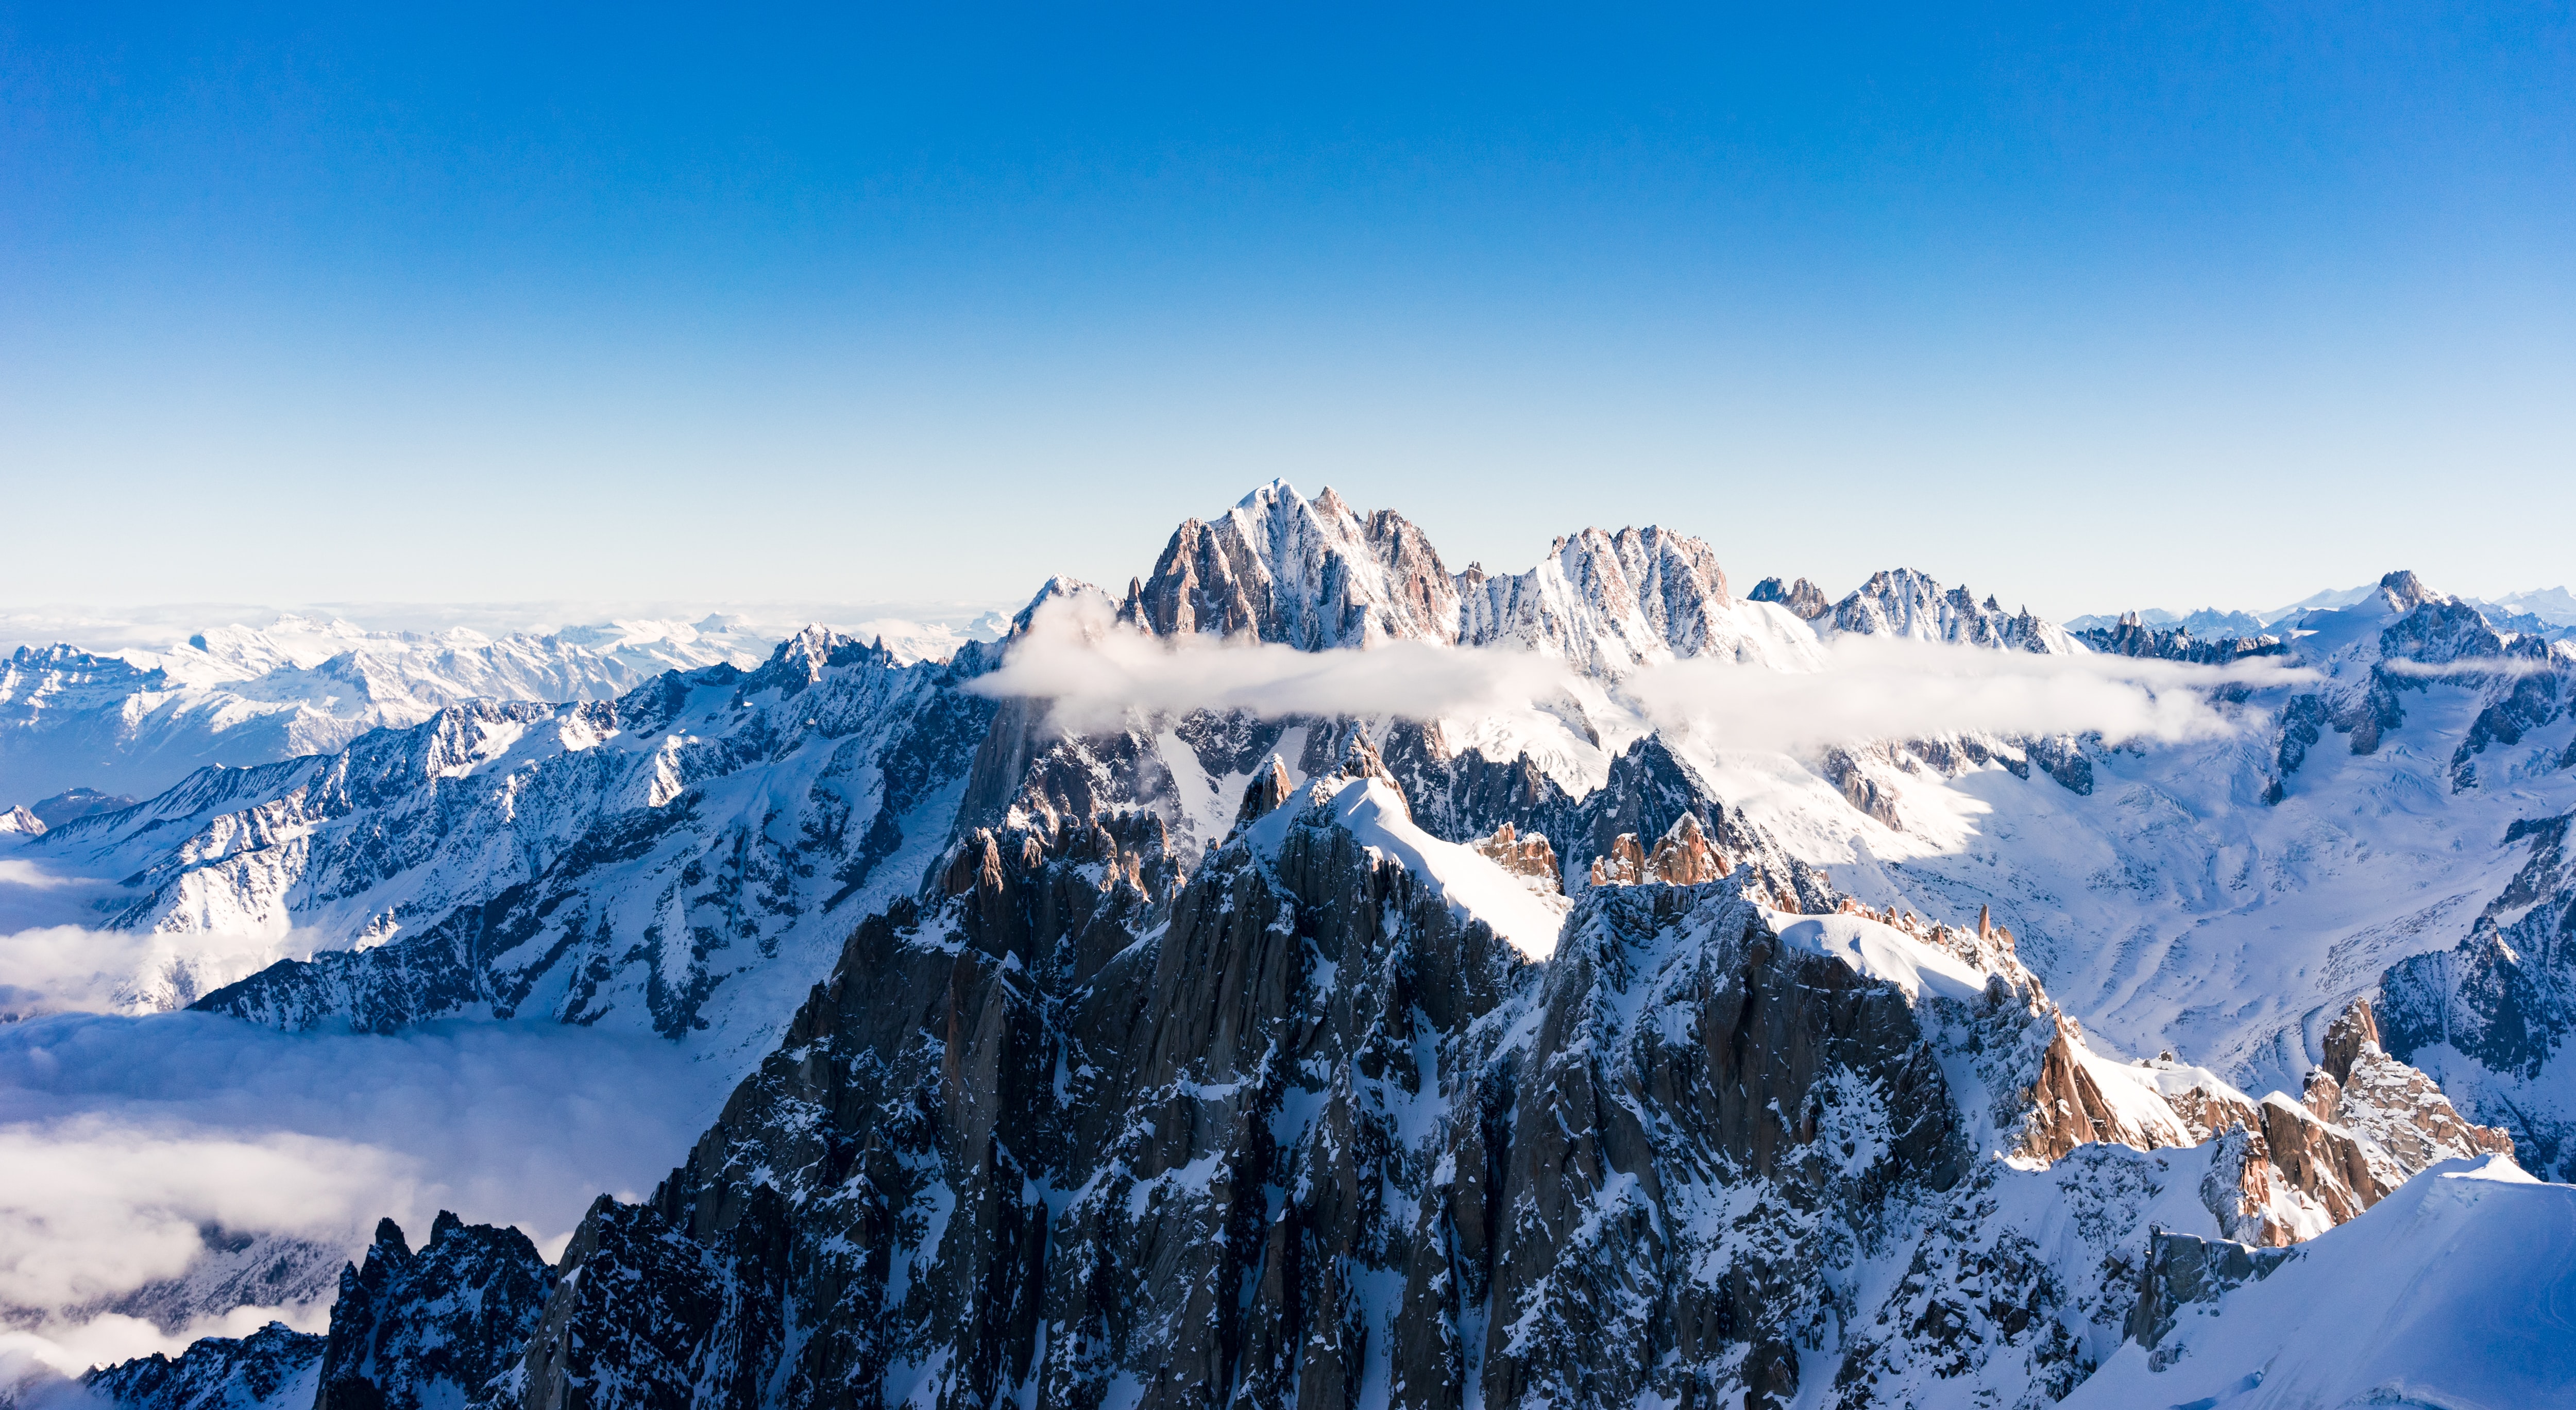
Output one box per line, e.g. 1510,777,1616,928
3,480,2572,1409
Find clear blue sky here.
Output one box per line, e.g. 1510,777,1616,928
5,2,2570,618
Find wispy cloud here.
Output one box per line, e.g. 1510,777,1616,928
2378,654,2570,679
970,596,2316,750
966,595,1573,734
0,1013,728,1379
1624,636,2313,753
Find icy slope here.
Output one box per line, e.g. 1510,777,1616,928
2064,1155,2576,1410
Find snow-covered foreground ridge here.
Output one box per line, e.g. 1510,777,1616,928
7,479,2573,1408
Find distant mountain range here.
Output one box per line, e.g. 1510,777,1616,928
2070,581,2576,640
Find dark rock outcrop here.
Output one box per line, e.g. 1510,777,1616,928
1747,576,1832,621
2122,1231,2295,1354
314,1212,554,1410
2380,813,2576,1179
81,1320,325,1410
2075,613,2284,666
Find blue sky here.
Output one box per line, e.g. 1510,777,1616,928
4,2,2570,618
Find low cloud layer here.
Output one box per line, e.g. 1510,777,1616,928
2378,654,2572,679
972,596,2314,751
970,596,1571,735
0,924,333,1020
0,1012,731,1379
1623,635,2310,753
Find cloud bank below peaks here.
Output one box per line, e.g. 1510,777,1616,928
971,596,2315,753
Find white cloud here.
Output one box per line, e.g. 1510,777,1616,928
2378,654,2570,678
968,594,1573,734
0,924,332,1020
0,1117,406,1314
0,850,342,1018
0,1012,732,1375
970,595,2315,752
1623,635,2313,754
3,1302,318,1393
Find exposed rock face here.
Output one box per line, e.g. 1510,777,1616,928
1375,728,1826,903
1121,481,1462,649
1587,812,1730,887
1455,525,1742,675
2310,999,2516,1174
2122,1231,2294,1354
315,1212,555,1410
2015,1015,2202,1162
2005,996,2508,1248
1467,821,1561,892
1120,484,1799,678
1747,576,1831,621
2075,612,2284,666
2380,812,2576,1179
1587,830,1649,886
516,1195,750,1410
1235,756,1294,828
80,1320,326,1410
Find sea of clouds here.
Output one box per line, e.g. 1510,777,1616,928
0,1010,728,1385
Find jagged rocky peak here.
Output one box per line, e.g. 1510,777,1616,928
1111,483,1780,678
1587,810,1733,887
1455,523,1742,675
82,1319,327,1410
1330,722,1398,786
1468,820,1562,893
1832,566,2076,653
2076,610,2284,665
2303,997,2515,1174
314,1211,554,1410
2009,995,2515,1248
1234,753,1295,828
1119,479,1460,649
0,803,40,835
1748,574,1832,620
2377,567,2438,612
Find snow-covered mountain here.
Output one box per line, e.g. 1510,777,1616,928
14,481,2575,1408
13,628,998,1051
0,615,778,807
0,611,1019,811
2065,607,2271,639
2479,584,2576,627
